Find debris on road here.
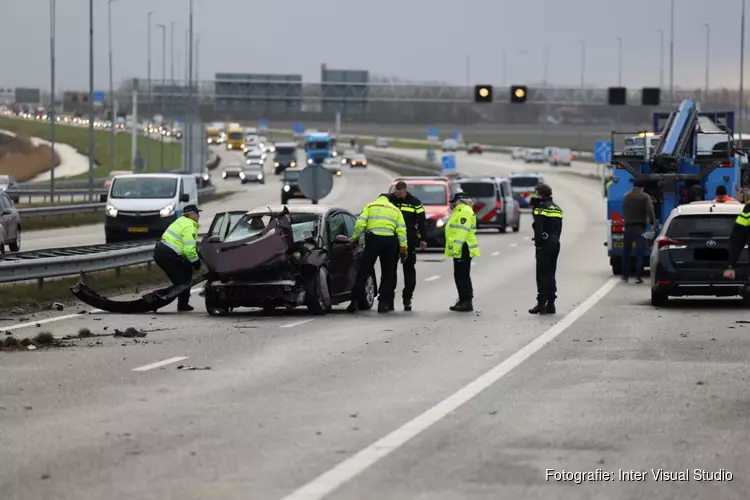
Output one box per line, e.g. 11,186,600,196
176,365,211,371
9,308,24,315
1,331,65,351
27,345,37,350
49,302,64,311
113,327,147,338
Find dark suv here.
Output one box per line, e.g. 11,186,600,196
650,201,747,306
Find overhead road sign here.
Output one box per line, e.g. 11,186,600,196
642,88,660,106
594,141,612,164
608,87,627,105
427,126,439,141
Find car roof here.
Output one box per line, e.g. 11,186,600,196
510,172,543,177
113,173,185,179
672,201,744,215
242,164,263,169
247,205,342,216
275,142,297,148
457,176,497,183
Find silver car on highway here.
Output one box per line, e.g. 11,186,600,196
0,190,21,252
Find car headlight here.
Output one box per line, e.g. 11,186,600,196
105,205,118,217
270,146,275,152
222,172,227,178
332,151,337,157
274,162,279,167
336,170,342,176
283,185,290,192
290,162,296,167
307,159,313,164
202,174,210,181
239,172,246,179
159,204,175,217
257,174,263,180
228,144,232,149
341,159,346,164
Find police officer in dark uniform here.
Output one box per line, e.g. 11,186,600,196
388,181,427,311
529,183,563,315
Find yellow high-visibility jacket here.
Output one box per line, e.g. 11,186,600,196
444,203,480,258
352,195,408,249
161,216,200,262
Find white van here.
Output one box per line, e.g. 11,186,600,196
102,173,198,243
442,138,459,152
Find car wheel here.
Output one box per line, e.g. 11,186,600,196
8,227,20,252
651,288,669,307
281,196,288,204
205,283,229,316
513,217,520,232
357,272,376,310
306,266,331,314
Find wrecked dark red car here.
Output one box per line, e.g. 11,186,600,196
198,205,376,315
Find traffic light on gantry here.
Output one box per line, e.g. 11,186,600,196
510,85,527,103
474,85,493,103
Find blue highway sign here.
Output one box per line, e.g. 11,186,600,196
93,91,105,103
427,126,439,140
451,131,462,140
292,123,304,135
594,141,612,163
442,154,456,171
259,119,268,128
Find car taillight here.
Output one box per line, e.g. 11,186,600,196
656,237,685,249
496,199,503,209
611,220,624,233
720,160,734,168
569,153,574,160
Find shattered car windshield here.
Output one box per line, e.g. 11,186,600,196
224,213,319,243
110,178,177,198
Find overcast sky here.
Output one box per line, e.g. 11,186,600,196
1,0,745,91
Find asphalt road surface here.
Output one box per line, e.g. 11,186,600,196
2,148,748,500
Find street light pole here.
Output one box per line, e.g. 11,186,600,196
669,0,675,103
108,0,117,174
147,11,154,170
156,23,166,171
579,40,586,88
501,50,507,87
187,0,194,174
170,21,175,87
87,0,95,201
659,29,664,89
740,0,746,148
703,23,710,98
543,46,549,86
195,35,200,82
49,0,56,198
616,37,623,86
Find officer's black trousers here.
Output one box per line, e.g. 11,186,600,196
153,242,193,306
390,249,417,302
353,234,398,306
453,243,473,301
535,239,560,303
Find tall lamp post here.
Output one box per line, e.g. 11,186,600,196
156,23,166,171
107,0,118,173
658,29,664,89
616,37,623,86
669,0,675,103
740,0,746,152
49,0,56,198
87,0,95,201
703,23,710,98
146,11,154,170
579,40,586,89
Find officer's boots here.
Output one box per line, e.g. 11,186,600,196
528,300,548,315
347,300,358,313
450,300,473,312
403,295,412,312
545,300,556,314
377,301,391,313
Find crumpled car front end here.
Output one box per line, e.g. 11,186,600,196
198,209,327,314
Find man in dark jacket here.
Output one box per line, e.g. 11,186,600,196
621,180,656,283
388,181,427,311
529,183,563,315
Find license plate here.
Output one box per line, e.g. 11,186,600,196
128,227,148,233
614,241,638,249
293,192,304,197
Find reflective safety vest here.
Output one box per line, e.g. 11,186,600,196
352,195,408,248
605,179,613,193
715,195,738,203
735,203,750,227
444,203,480,258
161,216,200,262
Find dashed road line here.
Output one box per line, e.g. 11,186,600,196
278,277,620,500
424,275,441,282
491,251,500,256
280,318,316,329
509,243,518,247
132,356,189,372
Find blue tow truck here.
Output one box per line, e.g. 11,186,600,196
606,99,739,275
304,132,334,165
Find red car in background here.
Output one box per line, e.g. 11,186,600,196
467,143,483,154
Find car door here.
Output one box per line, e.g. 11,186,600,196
327,212,352,297
0,194,10,243
340,212,359,290
501,181,518,225
204,211,247,242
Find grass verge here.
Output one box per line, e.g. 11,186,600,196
0,133,61,182
0,117,182,179
19,190,238,231
0,264,170,315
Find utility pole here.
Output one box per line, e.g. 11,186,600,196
49,0,56,198
195,35,200,82
157,23,166,171
501,50,507,87
87,0,95,201
170,21,175,87
703,23,710,99
465,54,470,87
740,0,746,150
616,37,623,86
542,46,549,86
669,0,675,104
108,0,117,173
579,40,586,89
187,0,194,173
659,29,664,89
147,11,154,170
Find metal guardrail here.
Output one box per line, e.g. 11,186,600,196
15,186,217,220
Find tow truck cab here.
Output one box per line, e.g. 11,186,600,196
606,101,738,275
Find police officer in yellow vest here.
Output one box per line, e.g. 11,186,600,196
445,192,480,312
723,201,750,280
349,194,408,313
153,204,202,311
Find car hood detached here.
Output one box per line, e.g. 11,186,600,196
199,211,296,281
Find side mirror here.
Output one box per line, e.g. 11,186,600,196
180,193,189,202
333,234,350,244
207,235,221,243
2,209,11,215
99,194,107,202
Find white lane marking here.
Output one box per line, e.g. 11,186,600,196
279,276,619,500
280,318,315,329
490,251,500,256
132,356,189,372
5,286,206,332
424,275,441,282
523,236,530,240
509,243,518,248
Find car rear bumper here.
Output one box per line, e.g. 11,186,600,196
207,280,304,308
653,267,749,297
